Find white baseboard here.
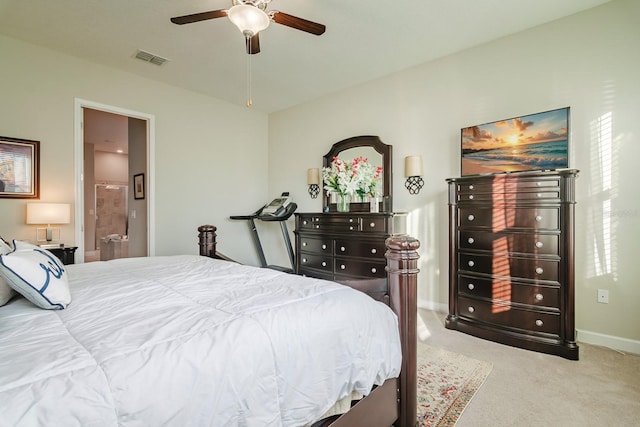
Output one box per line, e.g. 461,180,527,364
576,329,640,355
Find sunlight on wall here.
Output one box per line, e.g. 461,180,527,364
406,202,440,310
587,111,618,280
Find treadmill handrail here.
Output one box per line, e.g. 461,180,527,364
258,203,297,221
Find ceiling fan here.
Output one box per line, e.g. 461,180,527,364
170,0,326,55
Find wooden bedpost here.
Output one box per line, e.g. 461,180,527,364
386,235,420,427
197,225,217,258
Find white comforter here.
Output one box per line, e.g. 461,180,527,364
0,255,401,426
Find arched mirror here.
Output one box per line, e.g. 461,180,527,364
322,135,392,212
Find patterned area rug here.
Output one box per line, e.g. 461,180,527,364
417,343,492,426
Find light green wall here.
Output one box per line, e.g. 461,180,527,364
269,0,640,351
0,33,269,265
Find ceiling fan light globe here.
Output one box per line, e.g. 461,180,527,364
228,4,270,37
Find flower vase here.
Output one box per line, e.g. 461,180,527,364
369,195,380,213
336,193,350,212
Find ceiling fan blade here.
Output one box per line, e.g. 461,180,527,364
246,34,261,55
170,9,227,25
271,11,326,35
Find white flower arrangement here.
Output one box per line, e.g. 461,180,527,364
322,156,382,200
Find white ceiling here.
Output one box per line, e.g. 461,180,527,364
0,0,611,113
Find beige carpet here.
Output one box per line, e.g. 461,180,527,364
417,342,492,426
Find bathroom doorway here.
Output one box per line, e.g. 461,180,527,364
74,99,155,263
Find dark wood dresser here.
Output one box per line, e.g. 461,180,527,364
294,212,405,300
445,169,579,360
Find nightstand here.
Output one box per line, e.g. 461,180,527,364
40,245,78,265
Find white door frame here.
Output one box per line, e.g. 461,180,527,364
74,98,156,263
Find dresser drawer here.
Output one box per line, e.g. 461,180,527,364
311,216,361,232
298,253,333,273
334,238,386,259
297,214,389,233
334,257,386,278
457,177,560,195
459,252,559,282
458,189,560,203
460,231,559,256
360,217,388,233
458,296,560,336
459,207,559,230
298,236,332,254
458,274,560,309
297,215,322,230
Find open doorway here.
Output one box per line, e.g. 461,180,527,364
74,99,155,264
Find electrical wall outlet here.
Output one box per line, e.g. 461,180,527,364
597,289,609,304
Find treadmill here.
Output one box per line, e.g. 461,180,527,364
230,194,297,273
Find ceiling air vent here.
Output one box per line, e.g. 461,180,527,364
134,49,168,66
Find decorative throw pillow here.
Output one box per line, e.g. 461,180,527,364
0,240,71,309
0,238,16,306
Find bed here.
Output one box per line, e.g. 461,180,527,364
0,228,418,426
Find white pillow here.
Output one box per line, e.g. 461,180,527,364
0,238,17,306
0,240,71,309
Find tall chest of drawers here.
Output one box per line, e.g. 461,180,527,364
294,212,405,298
445,170,579,360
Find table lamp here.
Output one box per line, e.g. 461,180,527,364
26,203,71,242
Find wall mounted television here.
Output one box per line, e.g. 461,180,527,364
461,107,569,176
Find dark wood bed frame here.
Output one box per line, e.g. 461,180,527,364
198,225,419,427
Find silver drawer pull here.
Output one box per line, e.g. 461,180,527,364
535,267,544,274
468,306,475,313
321,244,327,250
468,237,475,244
340,264,346,270
349,226,354,230
302,242,307,247
340,246,346,252
303,220,308,225
537,193,542,198
535,319,544,327
371,248,377,254
535,293,544,301
536,182,543,187
371,268,377,273
349,218,354,223
302,258,307,263
468,214,475,221
321,261,327,267
469,195,474,200
315,225,320,229
535,241,543,248
535,215,543,222
469,185,474,190
468,260,475,267
468,283,475,290
370,222,376,228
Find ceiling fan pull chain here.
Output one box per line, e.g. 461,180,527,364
246,36,253,107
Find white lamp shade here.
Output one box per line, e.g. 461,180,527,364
26,203,71,225
307,168,320,185
228,4,270,36
404,156,423,177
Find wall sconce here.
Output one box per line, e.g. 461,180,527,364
307,168,320,199
404,156,424,195
26,203,71,242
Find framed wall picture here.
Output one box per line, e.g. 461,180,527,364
133,173,145,200
461,107,569,176
0,136,40,199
